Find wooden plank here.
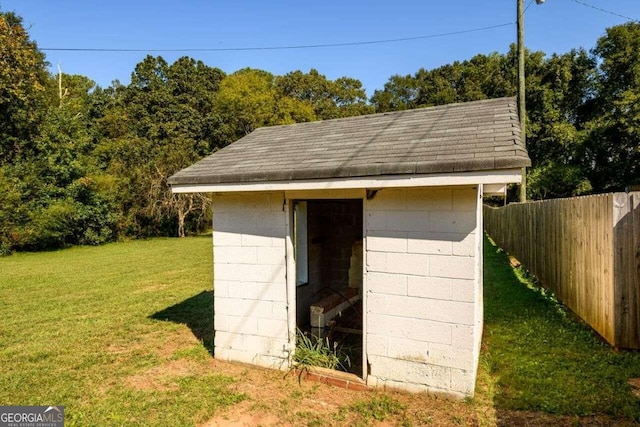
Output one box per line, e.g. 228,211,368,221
484,193,631,348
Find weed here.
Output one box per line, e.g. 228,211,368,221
349,394,405,422
292,328,351,371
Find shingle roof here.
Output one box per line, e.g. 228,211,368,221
168,97,530,186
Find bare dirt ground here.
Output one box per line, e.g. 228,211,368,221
117,331,639,426
149,358,634,427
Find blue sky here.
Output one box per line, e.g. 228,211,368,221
2,0,639,95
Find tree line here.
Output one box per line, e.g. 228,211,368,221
1,10,638,253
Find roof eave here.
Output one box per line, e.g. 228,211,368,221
170,168,525,194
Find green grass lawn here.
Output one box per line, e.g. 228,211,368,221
481,235,640,421
0,236,244,426
2,235,640,426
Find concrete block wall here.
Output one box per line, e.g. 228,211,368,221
365,186,480,397
212,192,290,369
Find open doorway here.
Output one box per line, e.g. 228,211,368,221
293,199,364,377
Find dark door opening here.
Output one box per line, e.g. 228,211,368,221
294,199,364,377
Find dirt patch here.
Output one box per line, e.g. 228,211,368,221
126,359,199,391
196,359,640,426
199,360,479,427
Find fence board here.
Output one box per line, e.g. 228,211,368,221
484,192,640,349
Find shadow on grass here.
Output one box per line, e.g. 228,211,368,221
150,290,214,355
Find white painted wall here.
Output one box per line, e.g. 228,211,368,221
212,192,291,368
210,186,483,397
365,186,481,397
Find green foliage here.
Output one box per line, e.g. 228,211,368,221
293,329,351,371
0,11,50,163
527,162,592,200
349,395,405,422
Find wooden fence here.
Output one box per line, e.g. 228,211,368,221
484,192,640,349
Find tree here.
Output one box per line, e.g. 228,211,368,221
0,11,50,163
276,69,372,119
582,22,640,191
93,56,225,238
213,68,315,143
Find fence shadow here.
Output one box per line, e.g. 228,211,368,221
150,290,214,355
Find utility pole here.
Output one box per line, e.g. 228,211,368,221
518,0,546,202
517,0,527,202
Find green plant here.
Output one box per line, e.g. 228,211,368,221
292,329,351,372
349,395,405,422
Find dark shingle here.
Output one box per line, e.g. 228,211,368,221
168,97,530,186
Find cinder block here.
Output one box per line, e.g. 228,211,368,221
452,233,476,256
215,331,243,349
367,272,408,295
366,233,408,253
367,189,407,211
214,231,241,247
451,325,474,350
214,263,242,281
430,211,475,234
450,279,475,302
214,246,257,264
257,319,288,338
214,297,272,318
256,282,286,302
386,337,430,362
406,276,453,300
214,212,259,232
227,315,258,335
452,188,477,211
450,368,475,394
257,247,285,265
259,212,287,229
366,211,387,231
241,232,275,247
407,232,453,255
368,355,452,390
269,193,285,212
369,294,474,325
429,343,475,370
366,334,388,356
213,280,233,298
214,314,229,332
211,196,245,213
214,347,255,364
253,353,288,370
385,211,430,232
271,303,288,320
406,188,453,211
385,252,429,276
366,314,452,344
249,300,275,318
366,251,387,272
228,282,259,300
271,236,286,248
251,193,273,211
242,264,286,284
429,255,474,279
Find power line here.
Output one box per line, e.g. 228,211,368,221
523,0,536,15
39,22,514,53
566,0,637,22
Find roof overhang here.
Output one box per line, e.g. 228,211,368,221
171,168,522,194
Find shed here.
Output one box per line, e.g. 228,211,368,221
168,97,530,397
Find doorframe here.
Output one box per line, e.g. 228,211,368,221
284,191,367,381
